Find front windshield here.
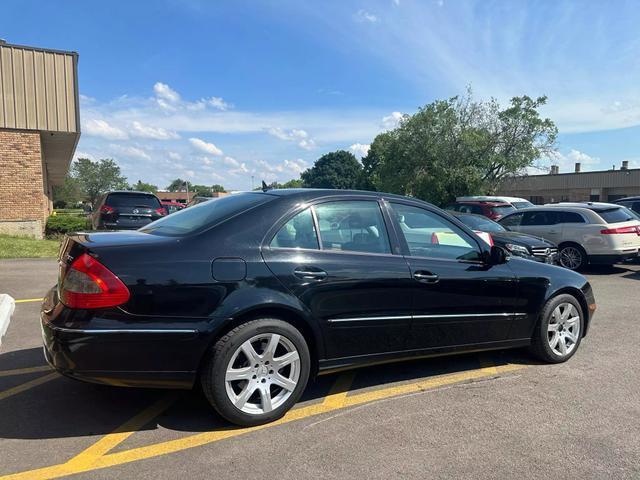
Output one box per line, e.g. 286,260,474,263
512,201,534,209
457,214,506,232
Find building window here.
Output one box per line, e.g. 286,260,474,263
529,196,544,205
590,194,600,202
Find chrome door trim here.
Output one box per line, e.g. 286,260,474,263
328,312,527,324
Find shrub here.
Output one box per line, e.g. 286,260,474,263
45,214,90,238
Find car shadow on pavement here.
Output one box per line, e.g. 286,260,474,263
0,346,538,441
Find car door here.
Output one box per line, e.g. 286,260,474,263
387,201,521,350
519,210,561,244
262,198,413,359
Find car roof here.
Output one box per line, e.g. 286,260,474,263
106,190,157,196
616,196,640,202
451,200,510,206
456,195,530,203
259,188,431,204
544,202,623,211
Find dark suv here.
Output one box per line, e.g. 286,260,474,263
446,200,516,221
614,197,640,215
91,191,166,230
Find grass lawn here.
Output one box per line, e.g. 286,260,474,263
0,235,60,259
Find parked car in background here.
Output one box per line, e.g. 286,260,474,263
451,212,558,264
446,200,516,221
91,191,166,230
498,202,640,270
187,196,215,207
613,196,640,215
161,201,186,215
43,189,595,426
456,196,535,210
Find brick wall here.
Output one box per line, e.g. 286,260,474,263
0,129,48,238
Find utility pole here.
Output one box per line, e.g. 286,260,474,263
185,180,190,202
251,175,255,191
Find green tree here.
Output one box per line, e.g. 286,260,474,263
130,180,158,193
72,158,128,206
190,184,213,197
281,178,303,188
211,184,226,193
166,178,188,192
362,91,557,205
52,175,83,208
301,150,362,189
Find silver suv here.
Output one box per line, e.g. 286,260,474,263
499,202,640,270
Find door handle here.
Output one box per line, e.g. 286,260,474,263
293,267,328,280
413,271,439,283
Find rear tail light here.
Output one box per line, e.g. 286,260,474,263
154,207,167,216
60,253,130,309
100,205,115,214
600,226,640,235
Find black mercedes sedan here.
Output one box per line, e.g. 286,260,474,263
41,189,596,426
450,212,559,264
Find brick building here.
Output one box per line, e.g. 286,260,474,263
498,161,640,205
0,41,80,238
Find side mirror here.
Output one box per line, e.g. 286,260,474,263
489,245,507,265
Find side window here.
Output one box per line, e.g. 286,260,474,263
559,212,585,224
522,211,557,226
633,202,640,214
314,201,391,254
500,212,523,227
270,208,319,250
390,203,481,261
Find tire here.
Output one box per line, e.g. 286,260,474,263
558,244,587,271
200,318,310,426
529,294,584,363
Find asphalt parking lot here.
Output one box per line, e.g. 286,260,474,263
1,258,639,480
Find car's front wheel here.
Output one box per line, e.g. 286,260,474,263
201,318,310,426
530,294,584,363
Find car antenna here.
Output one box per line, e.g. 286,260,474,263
261,180,270,192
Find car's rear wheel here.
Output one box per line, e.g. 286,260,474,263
559,244,587,270
529,294,584,363
201,318,310,426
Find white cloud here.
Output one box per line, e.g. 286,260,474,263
545,149,600,173
355,9,378,23
230,162,250,174
284,159,308,175
73,150,95,161
153,82,181,110
267,127,316,150
83,119,128,140
131,121,179,140
168,151,182,161
110,144,151,161
208,97,230,111
350,143,370,158
223,156,240,167
189,137,223,156
382,111,404,130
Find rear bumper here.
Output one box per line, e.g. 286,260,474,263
588,250,639,265
40,290,209,389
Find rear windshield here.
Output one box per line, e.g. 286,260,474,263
456,214,506,233
140,192,272,236
106,193,160,208
490,205,516,215
596,207,636,224
512,201,534,209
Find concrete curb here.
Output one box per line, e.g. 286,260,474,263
0,294,16,348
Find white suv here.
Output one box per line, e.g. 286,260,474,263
498,202,640,270
456,196,535,210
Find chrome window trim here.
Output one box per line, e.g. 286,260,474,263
327,312,527,324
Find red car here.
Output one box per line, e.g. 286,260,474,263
161,201,186,215
446,200,516,221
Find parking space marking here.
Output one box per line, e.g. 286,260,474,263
321,371,356,408
0,365,50,377
0,372,58,401
14,298,44,304
65,393,178,469
0,361,525,480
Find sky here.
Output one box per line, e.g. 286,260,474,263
2,0,640,190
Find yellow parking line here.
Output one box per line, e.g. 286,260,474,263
14,298,43,304
65,393,178,469
321,371,356,408
0,366,51,378
0,362,524,480
0,372,58,401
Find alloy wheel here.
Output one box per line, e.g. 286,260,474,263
559,246,583,270
547,302,581,357
225,333,301,415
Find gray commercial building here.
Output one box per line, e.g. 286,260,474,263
498,161,640,205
